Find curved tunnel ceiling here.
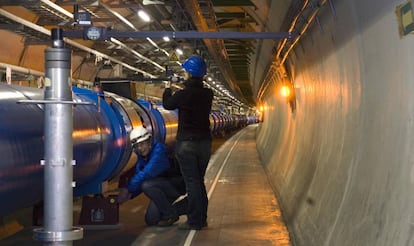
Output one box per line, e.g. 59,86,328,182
0,0,280,107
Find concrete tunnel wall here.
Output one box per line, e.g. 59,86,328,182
255,1,414,245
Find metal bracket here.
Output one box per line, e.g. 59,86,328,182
33,227,83,242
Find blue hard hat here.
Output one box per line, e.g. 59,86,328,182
182,56,207,77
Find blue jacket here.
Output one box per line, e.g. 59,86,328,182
127,140,170,196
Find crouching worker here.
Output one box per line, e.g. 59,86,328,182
117,126,187,227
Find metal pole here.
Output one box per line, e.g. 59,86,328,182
33,28,83,245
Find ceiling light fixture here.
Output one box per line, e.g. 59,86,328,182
175,48,183,55
138,9,151,22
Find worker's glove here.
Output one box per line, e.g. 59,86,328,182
117,188,132,204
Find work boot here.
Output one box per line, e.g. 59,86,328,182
157,216,179,227
177,221,207,230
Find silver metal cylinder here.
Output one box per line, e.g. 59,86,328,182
33,29,83,245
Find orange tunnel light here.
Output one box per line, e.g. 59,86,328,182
280,85,291,98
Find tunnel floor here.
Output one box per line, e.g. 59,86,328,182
1,124,291,246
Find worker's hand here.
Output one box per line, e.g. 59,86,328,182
171,76,180,83
117,188,132,204
164,81,171,89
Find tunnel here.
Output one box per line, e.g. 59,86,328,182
1,1,413,245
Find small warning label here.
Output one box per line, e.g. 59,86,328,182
170,52,179,61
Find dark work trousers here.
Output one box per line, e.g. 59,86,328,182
142,176,186,225
175,139,212,228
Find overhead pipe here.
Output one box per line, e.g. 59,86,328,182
98,1,168,69
0,62,93,87
181,0,245,103
0,8,156,78
257,0,329,102
275,0,310,59
40,0,167,65
40,0,73,19
62,30,293,39
109,38,165,71
257,0,310,102
0,62,43,77
100,1,171,56
279,0,328,65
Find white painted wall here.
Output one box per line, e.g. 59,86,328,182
256,1,414,245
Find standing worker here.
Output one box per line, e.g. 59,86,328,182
117,126,186,227
162,55,214,230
